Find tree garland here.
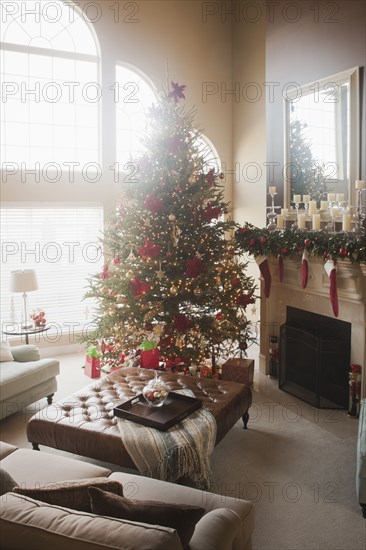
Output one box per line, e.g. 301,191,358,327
235,223,366,264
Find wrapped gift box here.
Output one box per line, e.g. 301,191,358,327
85,356,101,378
221,358,254,386
140,348,159,369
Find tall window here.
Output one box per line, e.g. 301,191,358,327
0,0,100,167
115,64,157,167
0,1,103,338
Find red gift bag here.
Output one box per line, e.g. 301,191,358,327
85,356,101,378
140,348,159,369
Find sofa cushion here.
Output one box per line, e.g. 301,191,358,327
0,342,13,362
13,478,123,512
0,493,183,550
10,344,40,362
0,358,59,401
0,468,17,495
88,486,205,548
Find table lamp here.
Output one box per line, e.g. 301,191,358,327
10,269,39,329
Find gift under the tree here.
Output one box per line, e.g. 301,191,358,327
85,345,101,378
140,348,159,369
221,358,254,386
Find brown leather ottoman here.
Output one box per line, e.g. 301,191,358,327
27,367,252,470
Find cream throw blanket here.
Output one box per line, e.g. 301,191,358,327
116,389,217,489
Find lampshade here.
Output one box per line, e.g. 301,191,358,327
10,270,39,292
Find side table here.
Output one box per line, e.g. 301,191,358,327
2,324,49,345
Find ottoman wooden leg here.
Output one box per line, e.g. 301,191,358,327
47,393,54,405
242,411,249,429
31,443,40,451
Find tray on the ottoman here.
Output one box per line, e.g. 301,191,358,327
113,392,202,431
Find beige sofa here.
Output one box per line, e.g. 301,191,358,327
0,441,255,549
0,345,59,420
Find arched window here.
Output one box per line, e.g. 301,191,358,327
195,134,221,173
115,64,157,168
0,0,100,167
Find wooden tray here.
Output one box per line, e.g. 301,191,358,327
113,392,202,431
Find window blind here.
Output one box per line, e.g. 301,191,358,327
1,204,104,339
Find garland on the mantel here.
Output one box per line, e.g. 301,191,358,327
235,223,366,264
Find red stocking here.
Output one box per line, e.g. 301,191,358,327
324,259,339,317
302,251,309,289
278,255,284,283
256,255,271,298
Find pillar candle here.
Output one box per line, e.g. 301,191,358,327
302,195,310,203
298,213,306,229
330,206,339,217
342,214,351,231
293,194,301,203
355,180,365,189
312,214,321,230
327,193,336,201
308,200,317,215
336,193,344,201
320,201,328,210
268,186,276,194
276,215,284,229
281,208,289,216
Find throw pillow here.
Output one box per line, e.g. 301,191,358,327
88,486,205,548
0,468,17,495
13,478,123,512
0,342,14,362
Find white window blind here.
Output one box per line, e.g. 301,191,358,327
1,204,104,338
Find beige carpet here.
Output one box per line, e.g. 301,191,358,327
1,351,365,549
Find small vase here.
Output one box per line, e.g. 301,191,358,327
142,371,169,407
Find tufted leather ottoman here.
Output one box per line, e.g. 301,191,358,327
27,367,252,470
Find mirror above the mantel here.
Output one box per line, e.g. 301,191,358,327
283,67,360,210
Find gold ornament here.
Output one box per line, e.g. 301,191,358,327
168,213,176,222
194,287,202,297
189,175,196,184
126,270,134,279
170,285,179,295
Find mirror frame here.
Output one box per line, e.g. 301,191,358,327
284,66,360,208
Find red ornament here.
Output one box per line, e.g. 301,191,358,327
130,276,151,297
249,239,255,246
339,248,347,256
304,239,312,248
236,292,255,308
137,239,161,259
215,312,224,320
113,256,120,265
100,264,109,280
239,342,247,351
231,278,240,287
260,236,268,244
204,203,220,222
185,257,205,278
173,314,191,333
144,193,164,214
281,248,289,255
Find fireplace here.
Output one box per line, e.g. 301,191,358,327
279,307,351,408
259,257,366,399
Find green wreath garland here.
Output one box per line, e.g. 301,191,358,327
235,223,366,264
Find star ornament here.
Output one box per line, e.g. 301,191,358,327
168,81,186,103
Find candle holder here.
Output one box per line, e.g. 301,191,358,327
291,198,301,229
266,191,280,231
352,189,365,236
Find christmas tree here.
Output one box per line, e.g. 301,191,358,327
84,82,256,373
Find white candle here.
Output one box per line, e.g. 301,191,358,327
298,213,306,229
281,208,289,216
293,194,301,203
342,214,351,231
330,206,339,217
302,194,310,203
308,200,317,215
312,214,321,230
327,193,336,201
320,201,328,210
276,215,284,229
336,193,344,201
268,186,276,194
355,180,365,189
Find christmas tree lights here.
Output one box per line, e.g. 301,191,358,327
84,82,257,371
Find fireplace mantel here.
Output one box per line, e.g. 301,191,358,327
259,256,366,398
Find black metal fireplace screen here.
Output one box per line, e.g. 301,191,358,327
279,307,351,409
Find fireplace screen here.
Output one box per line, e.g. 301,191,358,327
279,307,351,409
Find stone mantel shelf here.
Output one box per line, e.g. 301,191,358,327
268,256,366,304
259,255,366,398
